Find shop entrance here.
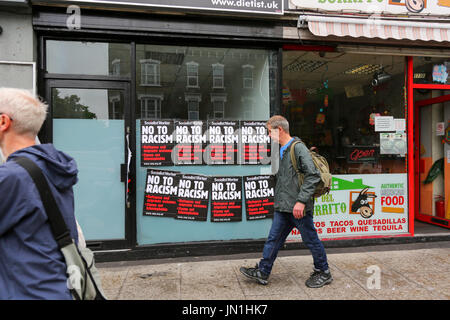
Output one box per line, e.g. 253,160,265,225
45,80,133,249
414,89,450,229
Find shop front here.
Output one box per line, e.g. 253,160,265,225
28,0,450,259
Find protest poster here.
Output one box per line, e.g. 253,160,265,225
176,174,211,221
206,120,240,165
173,120,207,165
243,175,275,220
140,120,175,166
239,121,271,165
211,177,243,222
143,169,179,218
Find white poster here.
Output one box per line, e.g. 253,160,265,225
375,116,394,132
287,174,409,242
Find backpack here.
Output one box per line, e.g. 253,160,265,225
289,141,332,198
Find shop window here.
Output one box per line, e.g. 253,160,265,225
241,97,255,119
46,40,131,77
135,45,278,121
186,62,199,88
242,64,254,89
212,63,225,89
413,57,449,85
109,94,122,119
140,59,161,86
282,51,406,175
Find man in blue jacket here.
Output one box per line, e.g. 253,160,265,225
240,115,332,288
0,88,79,299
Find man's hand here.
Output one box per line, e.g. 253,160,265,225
293,202,305,219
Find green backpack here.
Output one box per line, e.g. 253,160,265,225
289,141,332,198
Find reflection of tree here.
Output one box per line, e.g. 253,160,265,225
53,89,97,119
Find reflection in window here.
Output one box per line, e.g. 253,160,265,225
186,62,199,88
241,97,255,119
140,95,163,119
141,59,161,86
111,59,121,76
212,63,224,89
211,93,227,119
242,65,254,89
109,94,122,119
185,94,201,120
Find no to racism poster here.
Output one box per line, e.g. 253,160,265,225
140,120,174,166
206,120,240,165
243,175,275,220
173,120,207,165
176,174,211,221
286,173,409,241
211,177,243,222
239,121,271,165
143,169,179,218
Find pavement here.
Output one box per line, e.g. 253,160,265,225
96,240,450,300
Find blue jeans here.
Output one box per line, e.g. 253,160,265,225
258,211,329,275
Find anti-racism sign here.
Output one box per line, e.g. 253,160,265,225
211,177,243,222
141,120,175,166
239,121,271,165
243,175,275,220
176,174,211,221
173,120,207,165
206,120,240,165
143,169,179,218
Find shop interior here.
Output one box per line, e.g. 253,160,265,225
282,50,406,175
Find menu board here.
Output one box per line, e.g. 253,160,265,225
206,120,240,165
140,120,175,166
173,120,207,165
211,177,243,222
239,121,271,165
176,174,211,221
244,175,275,220
143,169,179,218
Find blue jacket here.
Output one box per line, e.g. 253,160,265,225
0,144,79,300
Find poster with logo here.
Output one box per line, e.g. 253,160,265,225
286,174,409,241
176,174,211,221
243,175,275,220
239,121,271,165
173,120,207,165
211,177,243,222
143,169,180,218
206,120,240,165
141,120,175,166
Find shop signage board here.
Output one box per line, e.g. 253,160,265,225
290,0,450,15
211,177,243,222
345,146,378,163
287,173,409,241
58,0,284,14
243,175,275,220
176,174,211,221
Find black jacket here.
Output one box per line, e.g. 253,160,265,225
274,137,321,214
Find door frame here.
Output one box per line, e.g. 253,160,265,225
44,79,135,250
408,57,450,229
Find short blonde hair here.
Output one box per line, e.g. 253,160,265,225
0,88,48,136
266,115,289,134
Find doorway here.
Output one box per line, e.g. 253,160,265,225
414,90,450,229
45,80,133,249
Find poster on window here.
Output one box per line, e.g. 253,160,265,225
206,120,240,165
243,175,275,220
173,120,207,165
211,177,243,222
176,174,211,221
239,121,271,165
140,120,175,166
143,169,179,218
286,174,409,241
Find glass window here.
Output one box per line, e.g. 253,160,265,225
135,44,278,121
282,51,406,175
46,40,131,77
413,57,449,85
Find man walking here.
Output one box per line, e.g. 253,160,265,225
0,88,79,299
240,115,332,288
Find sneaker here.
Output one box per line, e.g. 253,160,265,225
239,264,269,285
305,269,333,288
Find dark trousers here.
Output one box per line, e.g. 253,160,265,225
258,211,329,275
